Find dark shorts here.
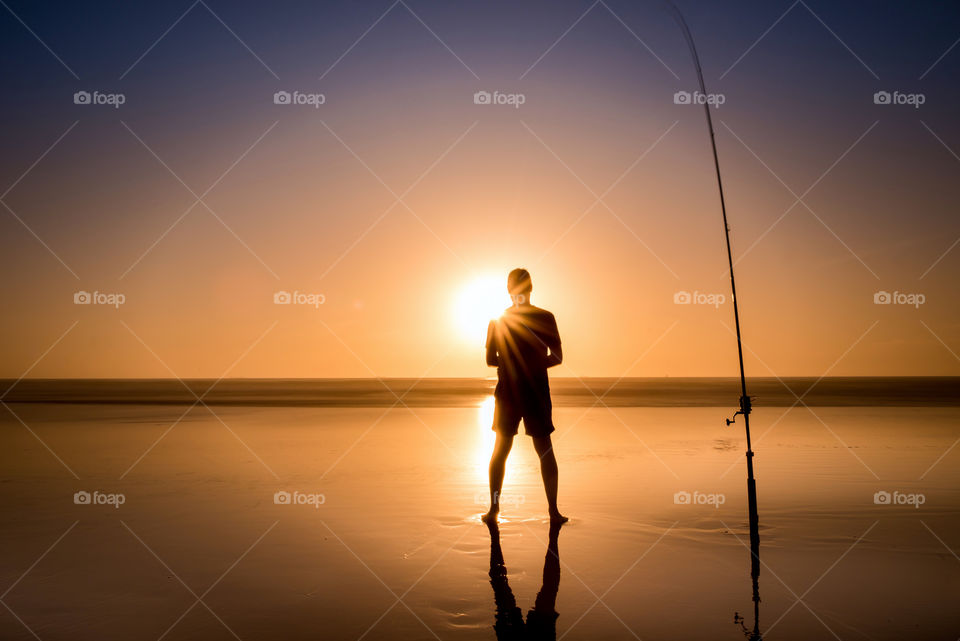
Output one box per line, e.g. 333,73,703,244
492,393,555,438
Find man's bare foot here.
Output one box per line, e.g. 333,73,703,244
549,511,569,524
482,509,499,524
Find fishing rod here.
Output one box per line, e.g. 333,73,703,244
663,2,759,549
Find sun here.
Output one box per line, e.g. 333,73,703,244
453,275,510,341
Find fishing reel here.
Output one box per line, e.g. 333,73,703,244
726,395,754,426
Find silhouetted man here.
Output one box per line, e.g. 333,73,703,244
483,268,567,524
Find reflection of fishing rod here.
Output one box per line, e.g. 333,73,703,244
734,534,763,640
663,0,761,572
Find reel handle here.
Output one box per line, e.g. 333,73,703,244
726,395,755,426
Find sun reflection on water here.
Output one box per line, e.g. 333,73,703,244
476,395,496,481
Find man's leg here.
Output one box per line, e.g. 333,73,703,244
484,433,514,522
532,436,567,522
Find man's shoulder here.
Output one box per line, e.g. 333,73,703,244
504,305,557,326
530,306,556,322
527,307,558,333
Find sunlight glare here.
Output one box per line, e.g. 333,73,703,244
476,395,496,482
453,275,510,341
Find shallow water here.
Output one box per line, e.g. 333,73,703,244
1,403,958,640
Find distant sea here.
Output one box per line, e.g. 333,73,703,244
1,377,956,407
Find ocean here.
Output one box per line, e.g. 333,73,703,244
2,376,957,406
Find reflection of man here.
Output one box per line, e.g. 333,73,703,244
483,268,567,524
487,520,562,641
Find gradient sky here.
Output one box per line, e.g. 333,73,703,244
1,0,959,378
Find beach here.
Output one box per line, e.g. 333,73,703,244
3,0,958,638
1,380,959,640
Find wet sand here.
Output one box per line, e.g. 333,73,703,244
1,402,959,640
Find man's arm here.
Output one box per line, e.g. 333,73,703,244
485,320,499,367
546,342,562,368
545,314,562,368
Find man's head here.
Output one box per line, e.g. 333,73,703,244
508,268,532,304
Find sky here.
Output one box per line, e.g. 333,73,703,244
1,0,959,378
